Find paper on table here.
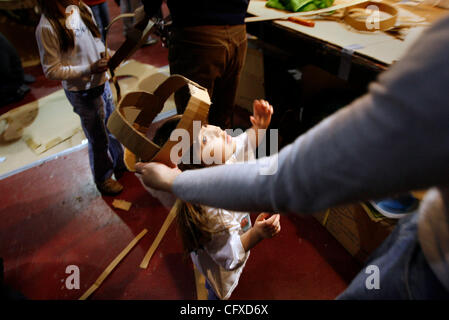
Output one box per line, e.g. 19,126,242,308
246,0,369,22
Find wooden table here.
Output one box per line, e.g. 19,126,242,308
246,0,448,82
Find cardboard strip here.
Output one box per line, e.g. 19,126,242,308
107,74,210,167
139,200,181,269
194,265,208,300
106,15,157,71
343,1,398,32
79,229,148,300
245,0,369,23
322,209,331,226
104,13,158,101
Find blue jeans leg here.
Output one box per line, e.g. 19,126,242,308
205,280,219,300
337,213,449,300
90,2,110,42
102,82,126,173
65,83,123,183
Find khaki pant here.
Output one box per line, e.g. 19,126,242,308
168,24,247,129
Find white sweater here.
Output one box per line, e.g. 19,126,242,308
192,132,255,300
35,6,108,91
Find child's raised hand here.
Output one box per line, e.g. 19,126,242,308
250,99,273,130
254,213,281,239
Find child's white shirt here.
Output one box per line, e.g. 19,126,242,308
138,130,256,299
35,5,109,91
191,131,256,299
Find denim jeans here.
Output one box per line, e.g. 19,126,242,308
64,81,125,184
120,0,141,37
205,280,219,300
337,212,449,299
90,2,110,42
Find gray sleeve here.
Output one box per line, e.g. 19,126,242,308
173,16,449,214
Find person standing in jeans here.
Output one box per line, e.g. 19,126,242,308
84,0,110,42
116,0,157,45
35,0,126,195
137,0,249,129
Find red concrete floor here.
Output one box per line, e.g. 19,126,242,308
0,0,362,300
0,145,361,300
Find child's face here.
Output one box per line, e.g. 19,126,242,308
199,125,236,165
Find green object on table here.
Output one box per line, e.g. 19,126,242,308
266,0,334,12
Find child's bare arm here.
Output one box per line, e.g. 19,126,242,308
240,213,280,252
247,99,274,148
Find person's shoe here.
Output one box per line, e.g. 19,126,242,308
97,178,123,195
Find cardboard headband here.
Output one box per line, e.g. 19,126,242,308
107,74,211,170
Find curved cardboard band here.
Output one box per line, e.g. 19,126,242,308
344,1,398,32
107,74,210,167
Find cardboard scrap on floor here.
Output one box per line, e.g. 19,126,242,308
0,102,38,142
79,229,148,300
194,265,208,300
112,199,132,211
20,89,83,155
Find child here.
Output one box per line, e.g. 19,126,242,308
35,0,126,195
140,99,281,300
